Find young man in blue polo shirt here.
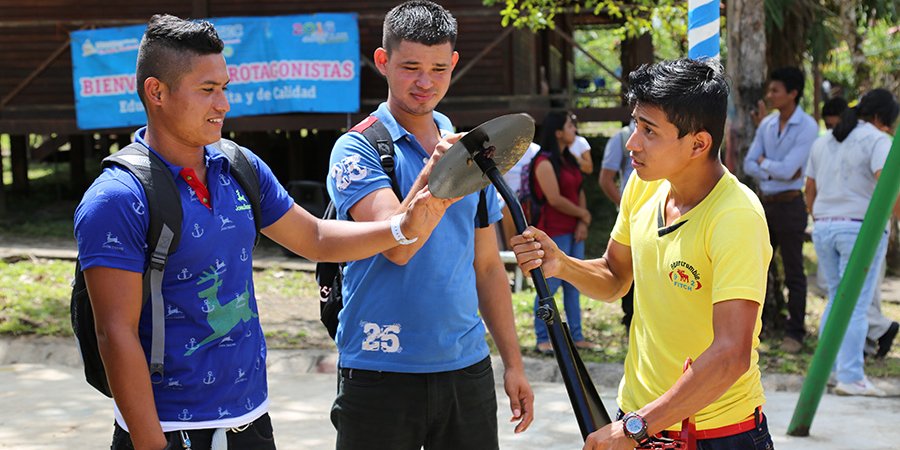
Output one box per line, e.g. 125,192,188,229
75,14,453,450
326,2,534,449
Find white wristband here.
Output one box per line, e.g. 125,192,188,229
390,213,418,245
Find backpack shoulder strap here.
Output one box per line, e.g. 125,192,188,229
351,116,401,200
101,143,180,383
476,189,489,228
216,139,262,248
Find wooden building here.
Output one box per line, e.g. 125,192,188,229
0,0,651,193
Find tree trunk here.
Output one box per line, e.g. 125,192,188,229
840,3,871,94
725,0,767,180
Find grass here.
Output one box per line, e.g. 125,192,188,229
3,251,900,378
0,257,72,335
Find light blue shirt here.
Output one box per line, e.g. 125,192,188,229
601,123,635,195
326,103,502,373
743,106,819,195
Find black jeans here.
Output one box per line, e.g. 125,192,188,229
110,413,276,449
763,195,808,341
331,356,498,450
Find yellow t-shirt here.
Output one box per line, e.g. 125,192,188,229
611,169,772,430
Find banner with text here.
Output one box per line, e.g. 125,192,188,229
70,13,359,130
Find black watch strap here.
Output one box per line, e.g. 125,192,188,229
622,412,651,446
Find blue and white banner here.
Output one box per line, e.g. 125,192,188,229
70,14,360,130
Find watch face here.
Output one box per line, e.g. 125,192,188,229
625,417,644,434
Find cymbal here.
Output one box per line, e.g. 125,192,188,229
430,113,535,199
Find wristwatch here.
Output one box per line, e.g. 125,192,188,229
622,412,651,446
390,213,418,245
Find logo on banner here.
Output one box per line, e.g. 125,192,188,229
81,38,140,57
292,21,349,44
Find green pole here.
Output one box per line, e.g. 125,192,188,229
787,130,900,436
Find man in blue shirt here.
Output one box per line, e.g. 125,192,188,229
599,121,637,331
326,2,534,449
743,66,819,352
75,14,452,450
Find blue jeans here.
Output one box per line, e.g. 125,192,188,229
695,416,774,450
534,233,585,344
813,220,888,384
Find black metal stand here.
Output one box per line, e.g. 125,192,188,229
469,147,611,439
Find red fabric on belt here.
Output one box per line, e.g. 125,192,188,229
662,407,761,441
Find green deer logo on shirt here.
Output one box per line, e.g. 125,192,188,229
184,262,258,356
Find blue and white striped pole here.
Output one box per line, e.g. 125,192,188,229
688,0,720,59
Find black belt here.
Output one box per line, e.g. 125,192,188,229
760,190,801,203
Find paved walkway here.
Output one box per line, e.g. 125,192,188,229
3,239,900,448
1,336,900,449
2,356,900,450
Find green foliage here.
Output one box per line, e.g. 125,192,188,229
821,18,900,98
0,153,101,240
0,258,72,335
484,0,674,39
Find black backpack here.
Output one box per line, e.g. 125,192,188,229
70,139,261,397
316,117,489,340
518,150,559,226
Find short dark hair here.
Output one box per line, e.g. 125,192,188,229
821,96,848,118
135,14,224,106
625,58,729,160
382,0,457,54
833,88,899,142
770,66,805,104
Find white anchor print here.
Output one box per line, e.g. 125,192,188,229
131,200,145,215
245,398,255,411
177,268,192,281
192,223,204,238
178,409,192,421
185,338,199,352
218,173,231,186
201,299,215,313
203,371,216,385
240,248,249,262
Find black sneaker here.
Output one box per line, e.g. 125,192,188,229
875,321,899,359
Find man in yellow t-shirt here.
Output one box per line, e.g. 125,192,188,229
511,58,774,450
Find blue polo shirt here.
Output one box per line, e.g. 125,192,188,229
743,106,819,195
74,127,293,432
327,103,502,373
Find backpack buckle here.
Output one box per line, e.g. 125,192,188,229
150,250,167,272
379,150,395,174
149,363,164,384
